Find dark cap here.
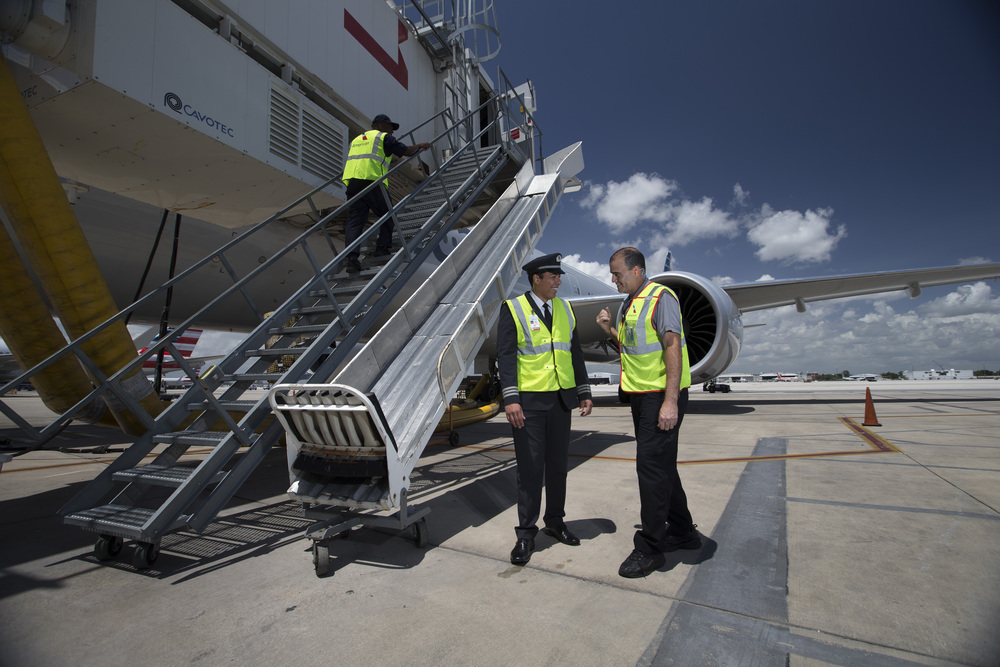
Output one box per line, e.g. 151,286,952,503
372,113,400,130
522,253,565,276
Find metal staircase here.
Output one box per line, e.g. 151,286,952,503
47,105,520,568
268,151,579,575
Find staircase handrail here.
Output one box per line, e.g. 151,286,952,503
0,93,523,444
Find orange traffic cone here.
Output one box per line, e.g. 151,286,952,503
862,387,881,427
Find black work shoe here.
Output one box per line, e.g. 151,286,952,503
510,538,535,565
618,549,665,578
542,524,581,546
345,259,362,275
663,525,702,552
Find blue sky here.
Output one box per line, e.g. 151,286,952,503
494,0,1000,374
4,1,996,377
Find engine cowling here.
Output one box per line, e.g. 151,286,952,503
649,272,743,385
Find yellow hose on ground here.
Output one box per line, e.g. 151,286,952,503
0,53,166,434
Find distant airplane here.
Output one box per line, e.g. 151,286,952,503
137,327,222,390
0,327,215,391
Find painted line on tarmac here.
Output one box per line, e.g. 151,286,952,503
455,416,903,466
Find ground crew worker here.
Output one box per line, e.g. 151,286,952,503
341,114,429,274
496,253,593,565
596,246,702,578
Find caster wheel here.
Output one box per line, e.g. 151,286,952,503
413,518,429,548
448,431,460,446
313,542,330,577
95,535,123,561
132,542,160,570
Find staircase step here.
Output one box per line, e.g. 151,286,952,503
112,464,227,488
187,399,257,412
267,323,329,336
63,504,155,534
246,347,306,358
152,431,230,446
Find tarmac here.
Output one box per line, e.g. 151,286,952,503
1,380,998,666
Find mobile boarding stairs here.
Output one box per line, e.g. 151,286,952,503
1,100,582,572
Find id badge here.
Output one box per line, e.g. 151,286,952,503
529,314,541,331
624,325,637,346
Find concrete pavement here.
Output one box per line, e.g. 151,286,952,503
1,380,998,665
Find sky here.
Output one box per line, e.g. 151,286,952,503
492,0,1000,374
3,1,998,377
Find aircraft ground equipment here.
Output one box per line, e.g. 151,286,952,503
269,151,582,574
53,101,524,566
269,384,430,576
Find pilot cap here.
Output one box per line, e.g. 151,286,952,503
372,113,400,130
522,253,565,277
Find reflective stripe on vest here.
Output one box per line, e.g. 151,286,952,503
507,295,576,392
618,282,692,391
343,131,390,186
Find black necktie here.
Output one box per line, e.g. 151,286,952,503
542,302,552,329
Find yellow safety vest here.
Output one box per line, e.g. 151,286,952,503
342,130,392,186
507,295,576,392
618,282,691,392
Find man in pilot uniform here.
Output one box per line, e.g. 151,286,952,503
496,253,593,565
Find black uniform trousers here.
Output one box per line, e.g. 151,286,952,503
344,178,394,261
630,388,694,554
511,390,572,540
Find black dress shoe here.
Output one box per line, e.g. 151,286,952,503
618,549,666,578
663,525,702,551
542,524,580,546
510,538,534,565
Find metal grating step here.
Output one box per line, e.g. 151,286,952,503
64,504,155,532
187,399,258,412
112,464,227,488
152,431,232,447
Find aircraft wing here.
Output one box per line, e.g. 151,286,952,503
722,263,1000,313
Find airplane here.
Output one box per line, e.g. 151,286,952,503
758,373,799,382
2,0,1000,415
137,328,205,373
4,0,1000,575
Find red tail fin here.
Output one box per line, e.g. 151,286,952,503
140,328,203,370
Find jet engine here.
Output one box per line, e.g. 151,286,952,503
649,272,743,385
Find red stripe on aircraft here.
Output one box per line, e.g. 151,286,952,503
344,9,408,90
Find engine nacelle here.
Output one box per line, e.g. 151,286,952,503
649,272,743,385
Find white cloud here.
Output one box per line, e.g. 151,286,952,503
581,173,742,247
656,196,740,247
959,256,992,266
580,173,848,265
713,275,735,286
732,183,750,207
560,253,608,282
756,274,775,282
747,206,846,263
731,283,1000,374
579,173,676,233
920,281,1000,317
